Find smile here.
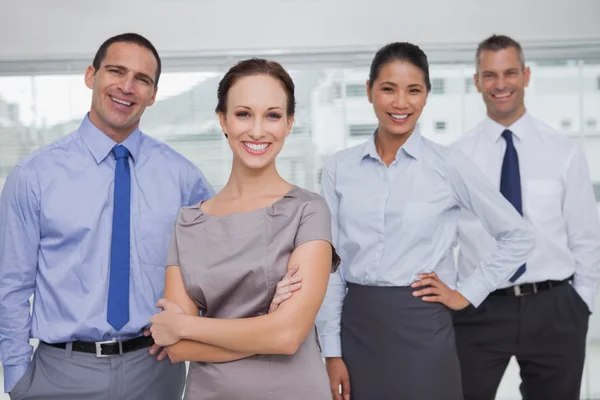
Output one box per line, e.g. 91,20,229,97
388,113,410,123
491,91,514,100
110,96,133,107
242,142,271,155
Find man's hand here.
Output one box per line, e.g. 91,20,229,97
411,272,470,310
326,357,351,400
269,265,302,313
144,299,185,354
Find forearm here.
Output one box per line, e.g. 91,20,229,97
315,268,346,357
166,339,252,363
178,313,296,355
572,247,600,312
0,298,35,393
0,279,36,370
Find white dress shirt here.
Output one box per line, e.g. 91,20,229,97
453,113,600,312
315,128,535,357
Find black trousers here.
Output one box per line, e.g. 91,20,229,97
453,282,589,400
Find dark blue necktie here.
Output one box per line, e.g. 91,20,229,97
107,145,131,330
500,129,526,282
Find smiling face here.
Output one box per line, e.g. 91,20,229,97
85,41,158,141
475,47,530,126
218,74,293,171
367,60,428,140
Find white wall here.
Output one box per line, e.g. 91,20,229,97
1,0,599,60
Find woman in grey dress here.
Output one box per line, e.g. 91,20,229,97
148,59,339,400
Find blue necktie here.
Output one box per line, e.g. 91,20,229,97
107,145,131,330
500,129,526,282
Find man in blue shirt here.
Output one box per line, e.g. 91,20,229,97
0,33,298,400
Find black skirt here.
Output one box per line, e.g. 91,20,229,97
341,283,463,400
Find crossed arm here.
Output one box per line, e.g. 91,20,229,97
150,239,333,362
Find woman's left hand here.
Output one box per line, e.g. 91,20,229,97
411,272,470,310
149,298,187,346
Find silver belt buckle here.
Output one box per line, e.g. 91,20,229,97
95,339,123,358
513,282,538,297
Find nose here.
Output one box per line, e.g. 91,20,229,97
118,75,135,95
391,92,408,109
495,76,507,92
248,119,267,140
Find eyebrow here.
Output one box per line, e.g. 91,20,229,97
379,81,424,89
104,64,155,85
236,106,284,111
481,68,519,75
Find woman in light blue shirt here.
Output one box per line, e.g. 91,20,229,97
315,42,535,400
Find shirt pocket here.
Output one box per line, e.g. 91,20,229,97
135,212,175,267
524,180,563,221
402,201,440,247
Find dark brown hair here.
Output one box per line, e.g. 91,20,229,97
215,58,296,116
92,33,161,86
476,34,525,70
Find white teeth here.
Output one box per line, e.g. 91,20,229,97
494,92,511,98
243,142,269,152
391,114,408,119
110,96,132,106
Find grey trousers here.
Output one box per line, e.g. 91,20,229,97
9,342,185,400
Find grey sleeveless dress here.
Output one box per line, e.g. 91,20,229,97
166,186,338,400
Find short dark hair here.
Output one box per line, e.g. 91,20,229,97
476,34,525,70
368,42,431,92
215,58,296,116
92,33,162,86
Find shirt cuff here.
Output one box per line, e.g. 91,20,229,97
319,334,342,358
572,282,595,313
457,275,490,308
4,363,30,393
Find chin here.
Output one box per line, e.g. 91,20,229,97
237,157,274,171
387,126,415,137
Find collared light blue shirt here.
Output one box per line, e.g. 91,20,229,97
0,115,214,392
315,129,535,357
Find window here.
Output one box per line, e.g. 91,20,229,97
431,78,446,94
594,183,600,202
349,124,377,136
464,78,475,93
331,83,341,99
560,118,572,130
434,121,447,132
3,54,600,400
587,118,598,130
345,84,366,97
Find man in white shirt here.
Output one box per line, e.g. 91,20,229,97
453,34,600,400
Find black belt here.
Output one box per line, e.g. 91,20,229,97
43,335,154,357
490,276,572,297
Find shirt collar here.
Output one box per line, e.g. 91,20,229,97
78,113,142,164
360,126,423,163
485,112,531,143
